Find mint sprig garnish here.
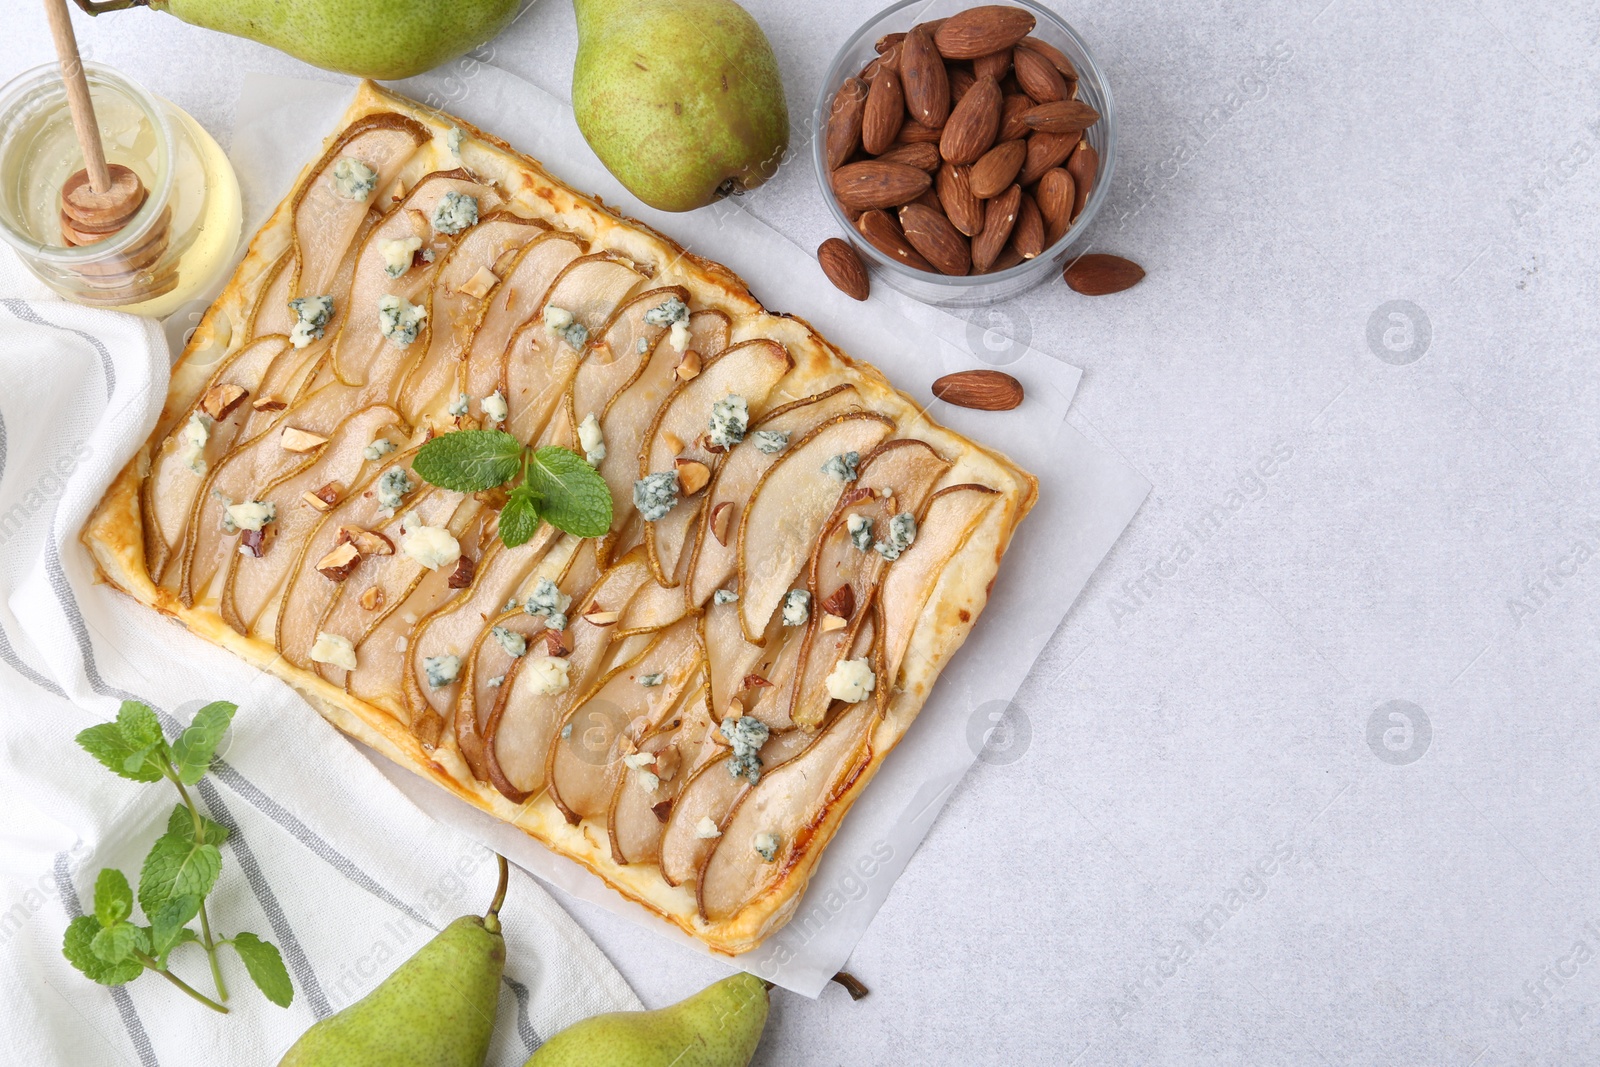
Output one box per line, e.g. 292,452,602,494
65,700,293,1014
412,430,613,546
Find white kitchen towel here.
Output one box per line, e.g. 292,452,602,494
0,255,639,1066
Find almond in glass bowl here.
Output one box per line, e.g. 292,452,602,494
812,0,1115,307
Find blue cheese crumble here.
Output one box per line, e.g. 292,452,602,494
821,450,859,482
523,578,571,630
380,235,422,278
486,674,505,688
377,294,427,347
782,589,811,626
491,625,527,658
712,588,739,605
577,412,606,465
430,190,479,235
446,126,465,159
846,513,873,552
363,437,396,462
720,715,770,784
639,672,664,687
752,832,780,863
448,392,470,418
310,632,357,671
636,337,650,354
376,467,414,511
643,295,692,352
874,511,917,560
707,395,749,449
543,305,590,350
633,470,679,521
402,523,460,570
825,657,876,703
225,499,275,532
179,413,211,475
331,157,377,200
481,391,508,426
287,294,333,348
751,429,789,454
423,654,461,688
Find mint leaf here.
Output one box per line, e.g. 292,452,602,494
498,484,542,548
154,925,198,968
93,869,133,928
171,701,236,785
116,701,163,749
76,722,165,783
230,933,294,1007
164,803,230,848
526,446,612,538
90,922,140,965
149,893,201,956
413,430,524,492
63,916,143,985
139,822,222,914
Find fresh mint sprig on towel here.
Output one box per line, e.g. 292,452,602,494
412,430,612,545
65,700,292,1013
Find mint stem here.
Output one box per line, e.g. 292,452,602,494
135,951,229,1013
170,772,229,1003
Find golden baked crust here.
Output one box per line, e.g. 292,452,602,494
82,81,1035,954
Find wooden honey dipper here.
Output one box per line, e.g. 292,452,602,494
43,0,171,286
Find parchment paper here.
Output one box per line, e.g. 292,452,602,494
225,64,1149,997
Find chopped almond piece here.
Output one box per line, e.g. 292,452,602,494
654,746,681,782
301,481,342,512
820,612,848,632
200,383,248,421
651,799,674,822
281,427,329,453
316,542,361,582
239,528,266,558
663,431,684,455
822,583,856,620
302,490,334,512
447,555,476,589
710,501,735,546
542,629,568,656
675,458,710,496
675,350,702,381
336,526,394,557
583,608,620,627
359,586,384,611
458,265,498,299
251,396,287,413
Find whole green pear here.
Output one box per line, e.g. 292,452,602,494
572,0,789,212
524,972,770,1067
277,856,509,1067
79,0,519,80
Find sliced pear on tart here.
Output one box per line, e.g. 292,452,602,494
567,285,689,440
219,404,406,635
290,112,431,301
607,680,711,866
788,439,949,730
396,212,548,422
545,615,701,824
460,231,585,402
684,384,863,610
481,549,653,803
880,484,1001,689
640,338,794,587
696,692,876,921
144,335,290,582
401,523,563,737
735,412,895,643
500,253,648,442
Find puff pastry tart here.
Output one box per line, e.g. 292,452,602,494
82,82,1036,953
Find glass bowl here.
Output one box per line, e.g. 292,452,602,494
811,0,1116,307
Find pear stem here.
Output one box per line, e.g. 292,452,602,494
483,854,509,933
829,971,870,1000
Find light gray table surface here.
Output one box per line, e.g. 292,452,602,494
12,1,1600,1063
